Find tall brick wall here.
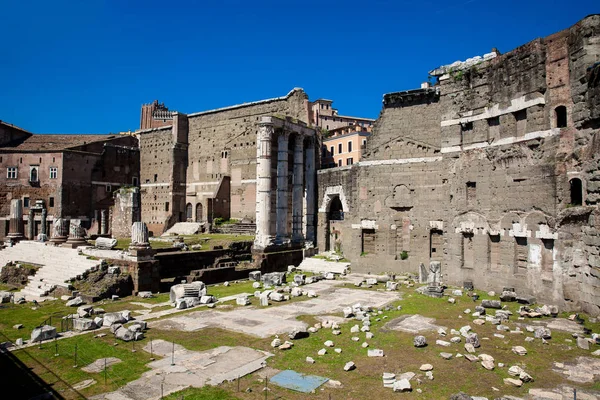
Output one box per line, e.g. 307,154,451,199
139,126,177,235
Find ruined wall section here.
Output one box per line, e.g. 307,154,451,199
139,126,176,235
185,89,309,222
568,15,600,130
439,41,549,150
365,95,442,157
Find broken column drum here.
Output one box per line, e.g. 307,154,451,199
7,199,25,241
50,218,69,244
63,219,88,248
130,221,150,248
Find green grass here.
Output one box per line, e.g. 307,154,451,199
208,281,257,299
0,299,77,342
164,386,241,400
12,333,154,399
3,282,600,400
112,234,254,252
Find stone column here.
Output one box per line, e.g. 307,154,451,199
292,135,305,243
100,209,108,235
49,218,69,245
276,130,290,243
27,209,35,240
63,219,87,248
129,221,154,259
131,221,150,247
254,121,274,250
305,136,316,245
41,208,47,236
7,199,25,242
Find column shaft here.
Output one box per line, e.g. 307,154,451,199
292,136,304,242
101,209,108,235
276,131,290,241
254,123,274,249
41,208,47,236
305,137,316,244
28,210,35,239
8,199,25,240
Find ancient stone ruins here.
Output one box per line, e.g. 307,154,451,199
0,15,600,398
1,18,600,314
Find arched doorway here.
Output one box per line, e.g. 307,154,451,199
185,203,193,221
326,196,344,251
195,203,203,222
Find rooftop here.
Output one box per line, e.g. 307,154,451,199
1,134,121,152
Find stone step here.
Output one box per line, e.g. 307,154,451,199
297,257,351,275
1,240,102,299
162,222,204,236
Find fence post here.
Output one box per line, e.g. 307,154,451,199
104,358,107,385
73,343,78,368
54,336,58,356
171,341,175,366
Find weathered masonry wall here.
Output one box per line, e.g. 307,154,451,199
139,122,188,236
318,15,600,315
185,89,310,223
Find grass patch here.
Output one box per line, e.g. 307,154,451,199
113,234,254,252
11,333,153,398
3,281,600,400
164,386,241,400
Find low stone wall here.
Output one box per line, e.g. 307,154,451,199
252,248,304,273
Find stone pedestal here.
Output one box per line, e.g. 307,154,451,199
49,218,69,245
129,222,155,260
62,219,88,248
423,261,444,298
7,199,25,242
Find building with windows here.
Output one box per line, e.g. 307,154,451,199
309,99,374,132
321,125,371,168
0,121,139,239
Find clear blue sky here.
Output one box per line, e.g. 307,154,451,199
0,1,597,134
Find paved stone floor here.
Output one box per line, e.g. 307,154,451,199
149,280,400,338
383,314,446,333
89,340,272,400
